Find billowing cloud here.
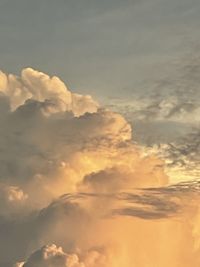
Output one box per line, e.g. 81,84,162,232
0,68,167,212
0,68,199,267
15,244,84,267
10,184,200,267
0,68,99,116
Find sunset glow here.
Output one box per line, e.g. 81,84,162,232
1,1,200,266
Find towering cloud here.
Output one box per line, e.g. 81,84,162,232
0,68,166,212
0,69,199,267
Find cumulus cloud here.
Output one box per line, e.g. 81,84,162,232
0,68,98,116
15,244,109,267
0,184,28,216
0,68,166,211
0,71,124,200
15,244,83,267
0,68,199,267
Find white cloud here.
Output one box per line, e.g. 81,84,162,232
0,68,99,116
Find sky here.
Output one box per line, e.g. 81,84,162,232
1,1,200,266
0,66,200,267
1,0,200,98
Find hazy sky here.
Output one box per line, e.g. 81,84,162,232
1,2,200,266
1,0,200,98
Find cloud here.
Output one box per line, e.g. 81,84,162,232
0,69,131,207
15,244,109,267
0,68,199,267
15,244,83,267
0,184,28,217
11,183,200,267
105,51,200,151
0,68,166,212
104,52,200,186
0,68,99,116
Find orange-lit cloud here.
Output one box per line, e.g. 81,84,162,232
0,69,199,267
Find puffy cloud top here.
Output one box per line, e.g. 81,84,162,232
0,68,99,116
16,244,82,267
